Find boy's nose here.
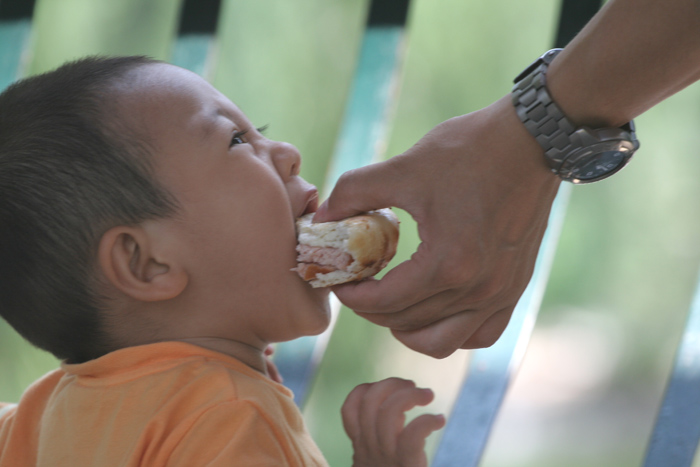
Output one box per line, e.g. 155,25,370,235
270,141,301,181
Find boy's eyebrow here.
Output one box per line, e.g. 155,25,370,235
216,107,238,124
198,108,236,142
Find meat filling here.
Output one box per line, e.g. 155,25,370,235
295,245,353,280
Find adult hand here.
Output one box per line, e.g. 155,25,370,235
314,95,560,358
342,378,444,467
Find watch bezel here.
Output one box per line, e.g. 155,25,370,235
557,138,637,183
512,49,640,184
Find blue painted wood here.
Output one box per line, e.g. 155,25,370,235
322,25,404,194
432,184,572,467
0,18,32,92
274,24,407,407
431,1,601,461
170,0,220,78
643,270,700,467
170,34,215,79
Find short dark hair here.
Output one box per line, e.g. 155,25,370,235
0,56,179,363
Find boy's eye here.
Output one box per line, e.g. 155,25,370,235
229,125,269,147
230,130,249,147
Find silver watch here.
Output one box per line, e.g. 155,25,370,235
512,49,639,184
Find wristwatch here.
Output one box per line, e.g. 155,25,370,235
511,48,639,184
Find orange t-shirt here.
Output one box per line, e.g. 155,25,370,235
0,342,328,466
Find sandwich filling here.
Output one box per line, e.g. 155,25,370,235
294,245,354,280
293,209,399,287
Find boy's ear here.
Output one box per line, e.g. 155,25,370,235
97,225,188,302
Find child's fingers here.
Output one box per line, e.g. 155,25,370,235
376,387,435,456
397,413,446,467
358,378,417,454
341,383,371,441
343,379,442,467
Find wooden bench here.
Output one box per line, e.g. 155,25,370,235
2,0,699,465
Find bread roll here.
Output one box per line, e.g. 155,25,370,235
294,208,399,287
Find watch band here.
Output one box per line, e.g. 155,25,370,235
512,49,639,183
511,49,577,173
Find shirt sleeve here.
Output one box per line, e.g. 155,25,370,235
166,401,295,467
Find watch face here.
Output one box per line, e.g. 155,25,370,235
561,141,635,184
570,150,627,181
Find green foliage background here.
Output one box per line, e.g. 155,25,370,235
1,0,700,465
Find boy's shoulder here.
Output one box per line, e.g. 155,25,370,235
142,342,292,406
2,343,324,466
62,341,299,445
63,341,288,404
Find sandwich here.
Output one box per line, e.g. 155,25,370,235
293,208,400,288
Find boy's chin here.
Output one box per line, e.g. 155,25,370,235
301,278,332,300
303,291,332,336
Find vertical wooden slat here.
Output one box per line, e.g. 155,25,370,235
432,184,571,467
321,24,405,194
553,0,603,48
0,0,36,91
273,0,411,407
643,271,700,467
432,0,602,464
170,0,221,79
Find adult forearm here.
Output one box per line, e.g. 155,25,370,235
548,0,700,128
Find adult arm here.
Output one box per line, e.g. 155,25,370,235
314,0,700,358
548,0,700,129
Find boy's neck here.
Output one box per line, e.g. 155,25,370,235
102,292,270,377
174,337,268,376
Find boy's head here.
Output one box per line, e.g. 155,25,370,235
0,57,330,364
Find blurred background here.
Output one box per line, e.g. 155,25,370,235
1,0,700,466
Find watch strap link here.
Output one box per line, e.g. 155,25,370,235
511,49,579,173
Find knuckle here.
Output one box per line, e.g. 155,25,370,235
354,382,372,396
462,313,511,349
435,254,481,288
462,329,500,349
466,275,507,304
382,377,413,389
372,295,405,315
414,338,456,359
424,344,456,360
365,308,425,331
334,170,360,194
389,318,419,333
345,383,370,403
393,306,447,332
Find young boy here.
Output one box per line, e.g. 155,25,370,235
0,57,444,466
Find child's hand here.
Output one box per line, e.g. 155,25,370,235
342,378,445,467
264,345,283,384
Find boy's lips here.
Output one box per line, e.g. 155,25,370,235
297,187,319,218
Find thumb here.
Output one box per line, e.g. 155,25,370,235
314,159,403,223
